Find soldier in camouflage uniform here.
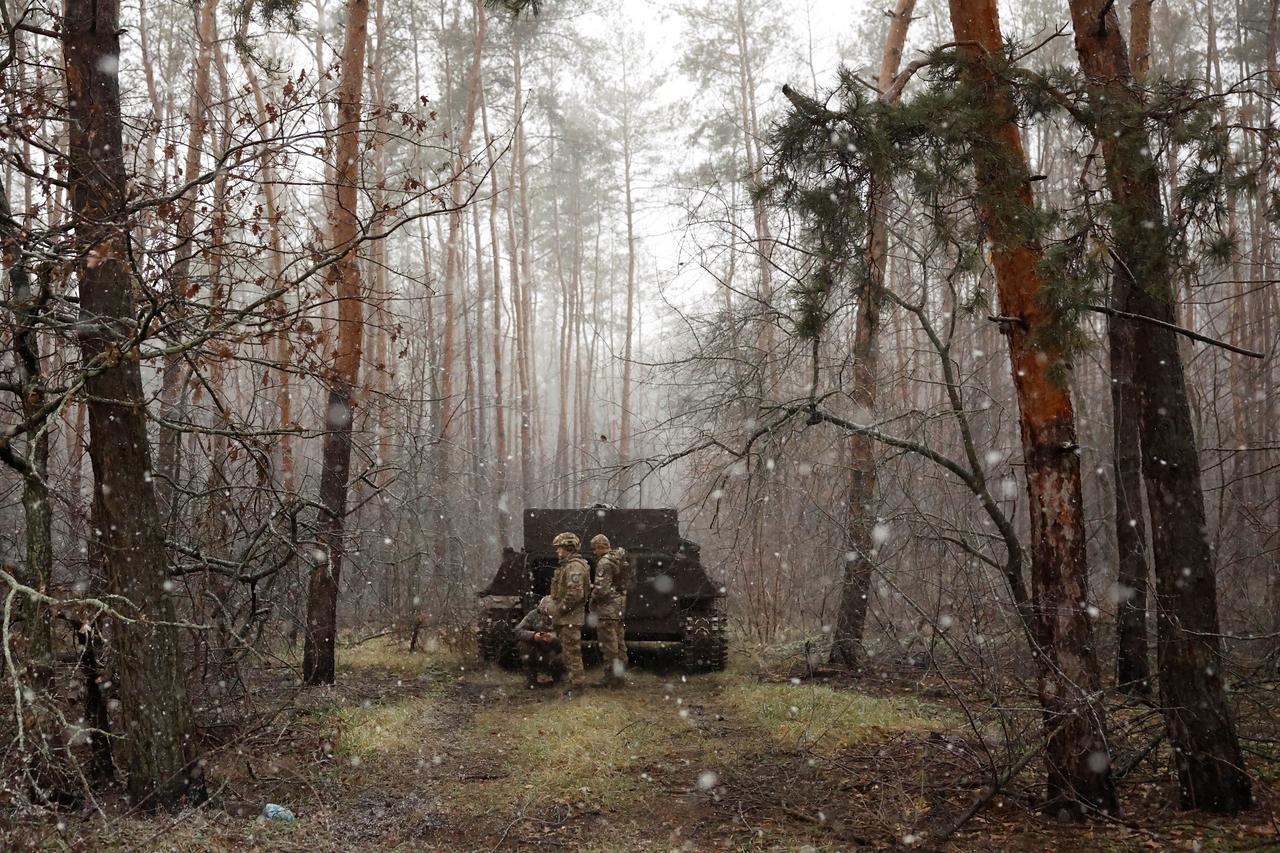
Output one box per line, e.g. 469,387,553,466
549,531,589,695
514,596,564,688
590,534,630,686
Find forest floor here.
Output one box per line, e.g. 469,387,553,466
11,637,1280,851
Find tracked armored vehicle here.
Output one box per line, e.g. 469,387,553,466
477,507,727,671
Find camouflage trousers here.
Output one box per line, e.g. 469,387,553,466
557,626,585,689
597,619,628,679
518,639,564,686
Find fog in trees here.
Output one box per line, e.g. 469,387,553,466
2,0,1278,844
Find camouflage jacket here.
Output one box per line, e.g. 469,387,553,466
513,607,555,643
550,555,590,627
590,548,628,621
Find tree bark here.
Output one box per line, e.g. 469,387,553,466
1129,0,1153,78
947,0,1117,818
63,0,206,807
1067,0,1252,813
829,0,917,668
1111,316,1151,695
303,0,370,686
1108,0,1155,698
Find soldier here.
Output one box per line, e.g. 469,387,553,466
513,596,565,688
590,534,630,686
549,531,589,696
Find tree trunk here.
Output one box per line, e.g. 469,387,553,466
1108,0,1155,700
732,0,775,382
63,0,205,807
303,0,370,686
75,615,115,781
471,198,490,514
371,0,393,494
511,33,535,506
1129,0,1153,77
240,53,296,496
480,86,510,544
619,50,639,492
440,0,486,454
1111,316,1151,694
829,0,917,668
947,0,1117,817
155,0,218,521
0,181,54,677
1067,0,1252,813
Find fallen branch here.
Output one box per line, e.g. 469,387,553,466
925,739,1044,842
1114,732,1165,780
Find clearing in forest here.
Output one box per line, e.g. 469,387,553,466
25,639,1275,852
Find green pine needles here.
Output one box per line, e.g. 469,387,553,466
764,39,1263,367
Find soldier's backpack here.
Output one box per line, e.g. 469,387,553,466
614,548,635,592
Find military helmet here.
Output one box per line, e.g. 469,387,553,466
537,595,555,616
590,534,611,550
552,531,580,551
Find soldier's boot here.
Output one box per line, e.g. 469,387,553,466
523,655,541,689
549,660,566,686
562,674,586,699
597,654,627,687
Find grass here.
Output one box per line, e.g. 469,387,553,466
335,633,467,676
335,698,435,758
723,681,953,755
449,678,711,818
329,636,461,759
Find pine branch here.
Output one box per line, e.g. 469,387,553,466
1085,304,1265,358
879,58,932,104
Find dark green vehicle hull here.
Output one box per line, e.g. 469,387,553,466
477,507,728,671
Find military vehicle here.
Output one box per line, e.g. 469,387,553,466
477,507,727,671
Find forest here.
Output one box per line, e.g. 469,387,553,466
2,0,1279,848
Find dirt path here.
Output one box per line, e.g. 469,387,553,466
29,645,1275,851
326,662,952,851
116,656,931,851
